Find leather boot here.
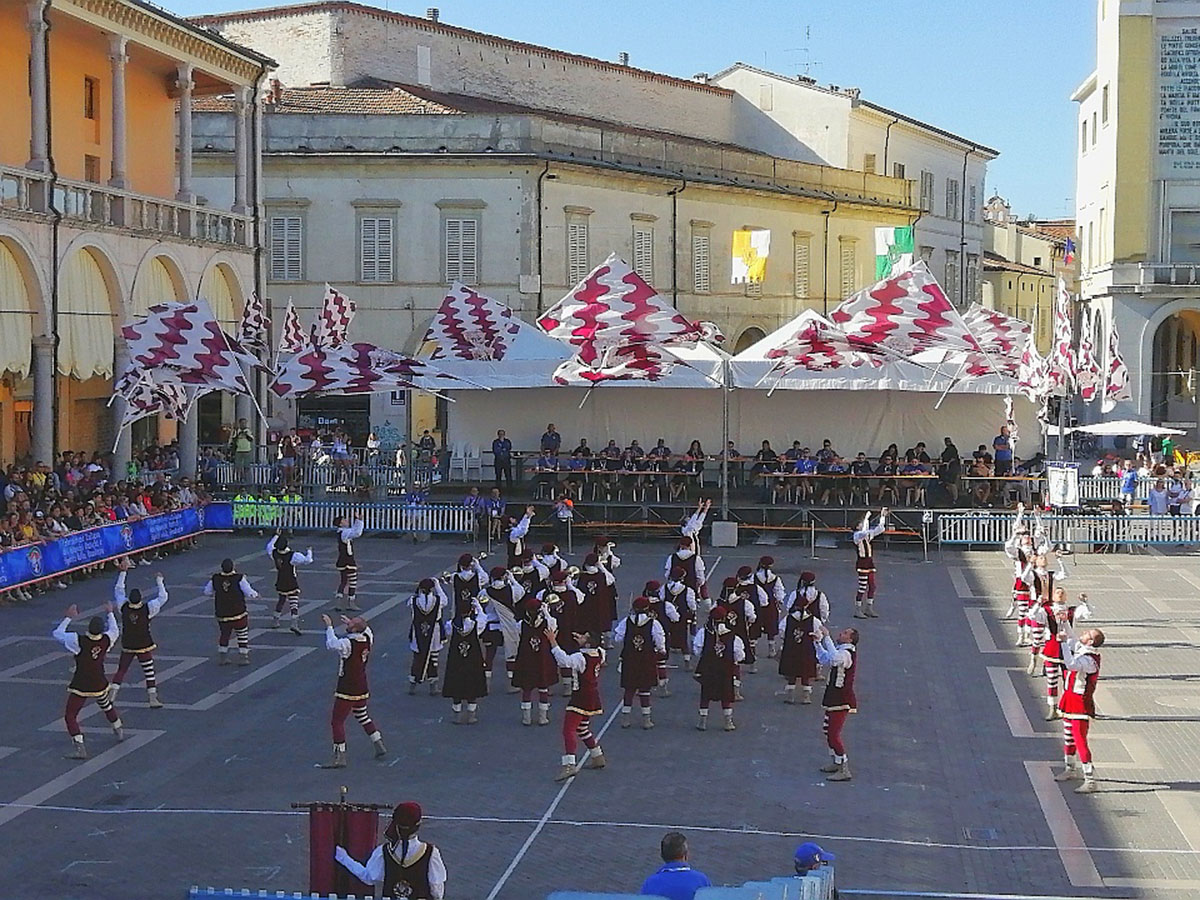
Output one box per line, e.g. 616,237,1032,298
147,688,163,709
65,739,87,760
321,747,347,769
585,749,606,769
819,758,840,774
801,686,813,705
521,705,532,727
554,762,579,782
373,737,388,758
218,652,232,666
827,759,852,781
642,711,654,730
621,710,632,729
238,652,251,666
697,712,708,731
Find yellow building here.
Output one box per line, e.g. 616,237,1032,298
0,0,270,472
1073,0,1200,431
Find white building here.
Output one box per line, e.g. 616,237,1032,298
1073,0,1200,432
711,63,998,307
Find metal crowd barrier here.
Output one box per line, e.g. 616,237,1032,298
939,512,1200,546
230,499,474,536
1078,475,1151,502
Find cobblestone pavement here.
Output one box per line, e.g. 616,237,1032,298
0,534,1195,899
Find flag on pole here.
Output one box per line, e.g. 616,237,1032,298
277,300,305,356
874,225,915,279
1076,306,1102,403
731,229,770,284
1045,277,1076,396
425,283,521,361
238,292,271,353
1064,237,1076,266
1017,335,1047,402
269,341,466,398
1102,320,1132,413
310,284,356,349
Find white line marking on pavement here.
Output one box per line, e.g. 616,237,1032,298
1023,761,1103,888
987,667,1040,738
1120,573,1149,592
1103,877,1200,890
0,730,164,830
0,651,70,680
1157,793,1200,852
60,859,113,872
0,747,18,762
483,703,623,900
189,647,315,711
965,609,1005,653
948,567,978,599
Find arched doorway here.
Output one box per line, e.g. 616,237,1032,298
733,326,767,354
0,240,35,464
1151,310,1200,424
132,254,185,317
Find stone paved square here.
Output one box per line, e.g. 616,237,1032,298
0,534,1197,899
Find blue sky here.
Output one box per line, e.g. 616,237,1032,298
177,0,1095,219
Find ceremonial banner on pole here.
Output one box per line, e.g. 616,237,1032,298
277,300,306,356
270,341,465,398
1102,319,1132,413
874,225,915,279
731,229,770,284
1045,277,1076,396
425,283,521,361
238,292,271,353
310,284,356,349
1076,307,1102,404
118,302,259,396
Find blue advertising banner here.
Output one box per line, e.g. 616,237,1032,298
0,503,232,590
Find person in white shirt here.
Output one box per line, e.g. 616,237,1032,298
1147,479,1170,516
815,624,860,782
267,532,314,634
335,802,446,899
334,515,366,611
108,563,169,707
852,508,888,619
53,603,124,759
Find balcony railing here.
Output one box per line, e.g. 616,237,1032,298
0,163,251,248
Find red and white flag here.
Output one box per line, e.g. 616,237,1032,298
1102,319,1132,413
551,343,679,385
119,375,205,428
310,284,356,349
270,341,463,398
961,304,1032,378
425,282,520,361
119,301,258,396
238,292,271,353
1017,335,1047,402
763,309,885,373
538,254,703,365
830,261,984,358
277,300,305,356
1045,277,1076,396
1076,306,1102,404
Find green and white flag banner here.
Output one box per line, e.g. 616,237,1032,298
875,226,915,279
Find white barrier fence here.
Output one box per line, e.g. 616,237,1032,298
230,500,474,535
939,512,1200,546
1077,475,1151,503
211,463,431,491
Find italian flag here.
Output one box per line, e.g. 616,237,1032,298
875,226,915,279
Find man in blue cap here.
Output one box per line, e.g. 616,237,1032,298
794,841,835,873
641,831,711,899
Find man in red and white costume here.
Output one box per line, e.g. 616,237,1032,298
1027,559,1068,675
204,557,259,665
852,508,888,619
335,801,447,899
594,536,622,644
816,623,860,782
666,535,708,603
778,571,829,705
547,625,607,781
754,556,787,659
1004,505,1037,643
540,570,585,696
1038,590,1094,721
53,603,124,759
576,553,616,649
693,604,744,731
482,565,525,694
614,596,666,730
1053,621,1105,793
320,613,386,767
681,499,712,552
646,578,682,695
719,576,756,698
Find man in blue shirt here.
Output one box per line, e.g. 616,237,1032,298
641,832,710,900
1119,458,1138,508
993,426,1013,476
492,429,513,492
540,423,561,454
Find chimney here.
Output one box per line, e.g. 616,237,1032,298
693,72,709,83
618,51,630,66
426,7,439,21
270,77,283,106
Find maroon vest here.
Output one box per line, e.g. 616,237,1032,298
120,601,155,652
212,572,247,621
452,571,481,618
670,551,698,590
567,648,603,715
485,582,516,612
335,632,371,699
69,634,112,696
382,841,435,899
822,645,858,711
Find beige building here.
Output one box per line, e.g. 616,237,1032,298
191,4,918,439
0,0,270,472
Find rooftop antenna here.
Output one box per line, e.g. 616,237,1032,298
783,25,822,77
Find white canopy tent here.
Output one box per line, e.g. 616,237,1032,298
1047,420,1186,437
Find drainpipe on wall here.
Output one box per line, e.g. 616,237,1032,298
41,0,62,460
960,145,974,306
820,194,839,316
535,161,551,316
251,64,269,442
882,116,899,173
668,176,686,308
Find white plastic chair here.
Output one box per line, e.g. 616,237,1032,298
448,441,468,481
465,443,483,480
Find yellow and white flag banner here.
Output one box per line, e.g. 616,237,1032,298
731,229,770,284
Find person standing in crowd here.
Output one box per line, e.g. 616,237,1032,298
693,604,744,732
443,604,488,725
547,623,607,781
640,832,711,900
1054,621,1106,793
482,565,524,694
993,425,1013,476
614,596,665,730
204,557,259,665
778,571,828,705
940,437,962,504
409,577,449,695
514,597,558,726
320,613,387,767
335,802,447,899
540,423,562,454
492,429,513,492
53,603,124,759
852,508,888,619
334,514,365,612
108,561,168,708
230,418,255,481
1119,459,1138,509
1148,478,1169,516
268,531,314,635
816,623,860,782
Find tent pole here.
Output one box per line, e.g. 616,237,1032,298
721,357,730,520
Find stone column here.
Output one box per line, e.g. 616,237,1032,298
111,340,132,480
26,1,49,174
31,335,54,465
108,35,129,189
178,404,199,481
175,63,195,203
233,86,250,213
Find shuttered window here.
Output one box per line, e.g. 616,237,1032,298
567,219,589,285
269,215,302,282
633,225,654,284
692,232,711,293
793,235,811,299
445,217,478,284
360,217,394,283
920,171,935,214
839,240,857,299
